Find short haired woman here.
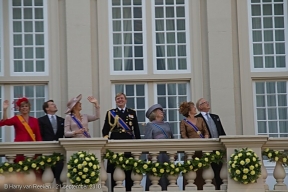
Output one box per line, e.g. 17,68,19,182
179,101,210,190
144,104,174,191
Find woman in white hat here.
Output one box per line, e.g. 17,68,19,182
64,94,100,138
144,104,173,191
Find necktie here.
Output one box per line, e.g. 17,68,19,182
206,113,219,138
51,115,57,134
121,109,124,113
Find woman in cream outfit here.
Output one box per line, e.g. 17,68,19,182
64,94,100,138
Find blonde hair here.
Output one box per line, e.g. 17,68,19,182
179,101,194,117
148,111,157,122
115,93,127,100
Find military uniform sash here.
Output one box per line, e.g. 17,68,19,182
17,115,36,141
109,110,135,139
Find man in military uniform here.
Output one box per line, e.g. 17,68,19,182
102,93,141,191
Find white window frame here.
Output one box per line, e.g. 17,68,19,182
153,82,191,139
10,84,48,117
248,0,288,72
9,0,49,76
0,0,3,76
108,0,147,75
111,83,148,109
112,83,149,137
253,81,288,137
152,0,191,74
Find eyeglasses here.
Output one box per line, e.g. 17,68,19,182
200,101,209,105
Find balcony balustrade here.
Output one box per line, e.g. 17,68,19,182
0,136,287,192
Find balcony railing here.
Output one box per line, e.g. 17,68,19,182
0,136,287,192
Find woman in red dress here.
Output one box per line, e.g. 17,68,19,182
0,98,42,156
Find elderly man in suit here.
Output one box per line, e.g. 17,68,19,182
102,93,141,192
38,100,65,185
196,98,226,190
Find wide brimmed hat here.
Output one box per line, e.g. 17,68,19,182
145,104,163,118
65,94,82,114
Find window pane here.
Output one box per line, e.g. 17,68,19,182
136,84,144,96
12,1,47,73
250,1,286,69
111,1,144,72
114,83,146,137
13,85,47,118
156,82,190,139
258,121,267,133
25,60,33,72
36,60,45,72
254,81,288,137
14,34,22,46
154,1,188,71
157,84,166,95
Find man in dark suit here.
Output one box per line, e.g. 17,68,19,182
102,93,141,192
38,100,65,185
196,98,226,190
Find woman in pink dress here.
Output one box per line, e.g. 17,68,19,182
64,94,100,138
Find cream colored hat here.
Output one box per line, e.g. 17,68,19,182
65,94,82,114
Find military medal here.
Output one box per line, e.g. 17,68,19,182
129,121,133,126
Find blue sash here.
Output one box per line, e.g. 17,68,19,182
70,115,91,138
152,123,169,139
110,110,135,139
184,119,204,138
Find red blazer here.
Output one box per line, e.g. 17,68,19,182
0,116,42,142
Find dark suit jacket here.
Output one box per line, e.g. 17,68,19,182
195,113,226,138
102,108,141,140
38,115,65,141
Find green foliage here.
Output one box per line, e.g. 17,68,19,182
67,151,100,185
262,148,288,166
105,149,225,177
229,148,261,184
0,153,63,174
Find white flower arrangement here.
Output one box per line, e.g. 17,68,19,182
67,151,100,186
229,148,261,184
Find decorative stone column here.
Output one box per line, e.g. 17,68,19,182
220,155,228,190
131,152,143,192
100,153,108,192
41,153,54,188
220,135,268,192
183,151,197,191
167,151,179,191
60,154,67,192
273,160,287,190
202,151,215,190
59,138,107,192
149,153,161,191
